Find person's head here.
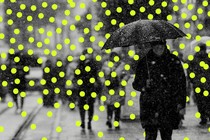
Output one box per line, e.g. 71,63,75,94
109,52,120,62
150,40,167,56
82,48,94,60
198,43,206,53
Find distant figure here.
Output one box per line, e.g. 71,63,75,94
187,43,210,126
132,41,186,140
74,49,101,130
54,58,68,104
42,59,55,107
9,52,29,113
102,52,130,130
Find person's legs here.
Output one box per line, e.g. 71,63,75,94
145,127,158,140
88,101,94,130
114,106,121,129
159,127,173,140
106,105,113,128
79,98,86,129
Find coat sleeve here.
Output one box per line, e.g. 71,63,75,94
170,56,187,109
132,58,148,92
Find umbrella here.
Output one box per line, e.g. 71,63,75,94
102,19,186,50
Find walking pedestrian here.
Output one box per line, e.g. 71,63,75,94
187,42,210,126
42,59,55,107
74,48,101,130
102,52,130,130
8,52,29,113
132,40,186,140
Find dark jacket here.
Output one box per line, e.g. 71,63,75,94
132,49,186,129
74,58,101,101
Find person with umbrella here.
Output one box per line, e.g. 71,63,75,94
132,40,186,140
102,19,187,140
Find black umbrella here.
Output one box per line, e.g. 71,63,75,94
102,19,187,50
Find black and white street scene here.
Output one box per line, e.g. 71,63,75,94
0,0,210,140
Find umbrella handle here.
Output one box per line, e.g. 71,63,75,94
145,55,151,80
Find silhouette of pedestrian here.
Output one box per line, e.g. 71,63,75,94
8,51,29,113
42,59,55,107
132,41,186,140
74,48,101,130
102,52,130,130
187,43,210,125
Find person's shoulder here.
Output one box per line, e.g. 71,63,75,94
169,53,182,64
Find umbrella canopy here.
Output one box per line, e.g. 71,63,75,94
102,19,186,50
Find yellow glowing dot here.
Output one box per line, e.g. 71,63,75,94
149,0,155,6
67,55,73,62
89,78,95,84
197,8,203,14
21,111,27,117
114,102,120,108
100,96,107,102
66,80,72,86
105,10,111,16
29,80,35,87
186,96,190,103
56,126,62,133
49,17,55,23
42,2,48,8
130,91,137,97
75,15,81,21
47,111,53,117
0,33,5,39
0,126,4,132
84,104,89,110
98,71,104,78
69,103,75,109
8,101,13,108
95,55,102,61
197,24,203,30
78,37,84,43
128,100,134,106
162,1,167,7
130,114,136,120
174,23,179,28
79,91,85,97
148,14,154,20
156,8,162,15
203,90,209,96
183,63,189,69
140,6,146,13
28,37,34,43
20,4,26,10
31,5,37,11
2,81,8,87
66,90,72,96
43,89,49,95
51,77,57,83
90,36,95,42
116,7,122,13
40,79,46,85
109,89,115,95
98,131,104,138
99,105,105,111
188,4,194,10
181,0,187,4
7,19,14,25
184,22,190,29
30,124,36,130
37,98,43,104
200,77,206,83
77,79,83,85
27,16,33,22
113,121,119,127
195,112,201,118
52,4,58,10
54,102,60,109
130,10,136,16
181,13,187,19
16,12,22,18
121,80,127,86
133,55,139,61
51,50,57,56
70,24,76,31
188,55,194,61
64,10,70,16
184,137,190,140
195,87,201,93
119,90,125,96
101,2,107,8
44,38,50,44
